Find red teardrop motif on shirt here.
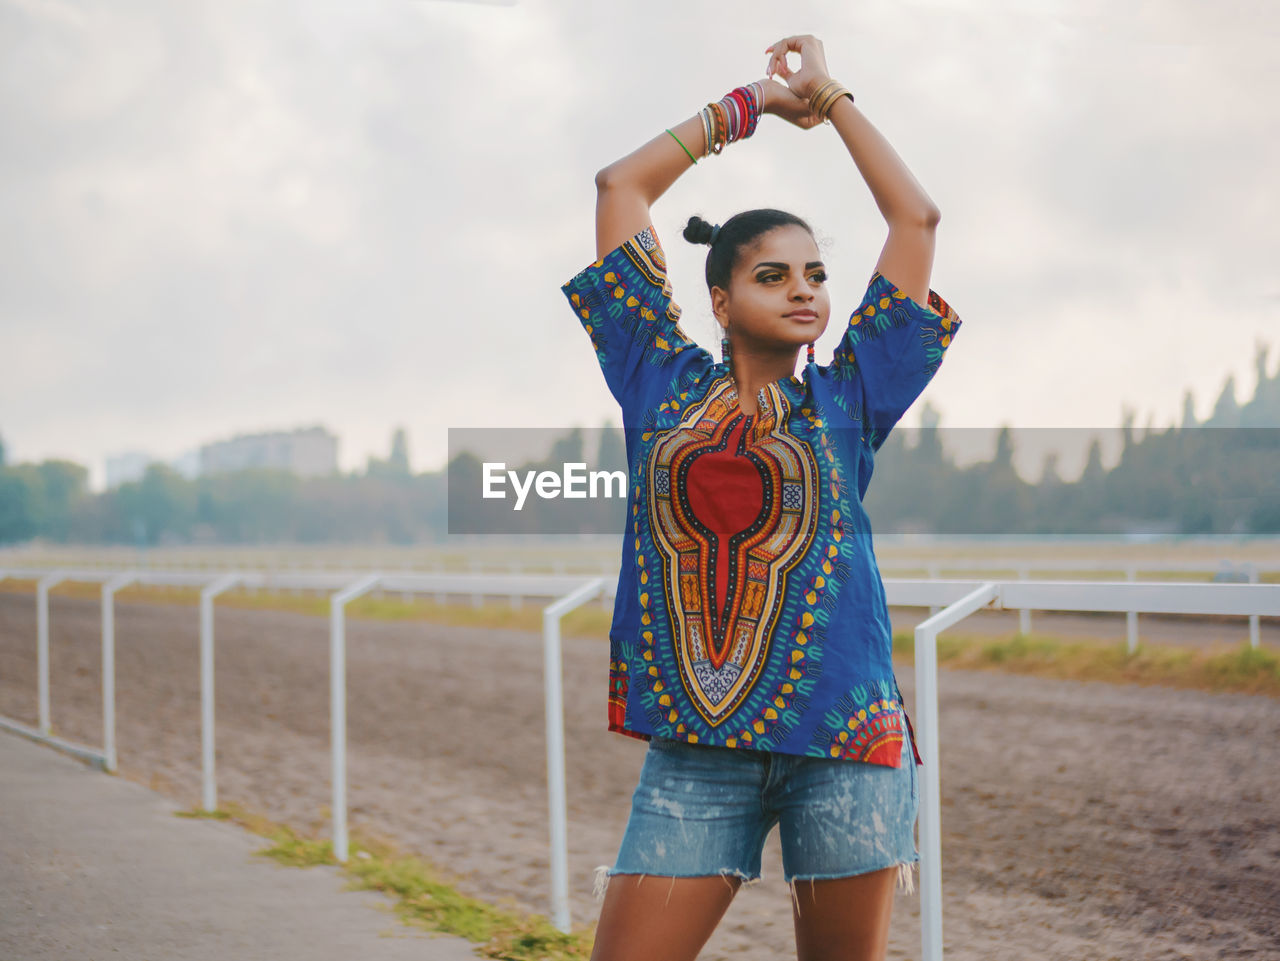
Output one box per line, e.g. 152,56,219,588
683,416,767,666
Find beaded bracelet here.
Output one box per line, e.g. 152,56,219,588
699,82,764,158
709,100,729,154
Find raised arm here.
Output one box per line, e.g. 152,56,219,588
593,115,704,261
594,80,820,260
767,35,941,309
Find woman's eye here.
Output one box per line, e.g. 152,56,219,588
810,272,828,283
757,273,782,283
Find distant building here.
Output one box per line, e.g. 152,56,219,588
105,451,154,489
199,426,338,478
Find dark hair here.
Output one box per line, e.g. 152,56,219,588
683,209,814,291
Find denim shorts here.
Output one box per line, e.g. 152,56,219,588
596,734,919,898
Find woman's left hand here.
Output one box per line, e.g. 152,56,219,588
765,35,833,102
760,77,823,130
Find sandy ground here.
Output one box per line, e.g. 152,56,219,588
1,593,1277,961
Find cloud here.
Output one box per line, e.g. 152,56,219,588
0,0,1277,491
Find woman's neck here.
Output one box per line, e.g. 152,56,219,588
729,345,801,415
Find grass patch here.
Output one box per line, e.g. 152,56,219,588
174,807,231,820
174,801,594,960
893,631,1280,696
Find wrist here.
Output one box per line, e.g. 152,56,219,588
808,78,853,121
759,77,780,114
796,73,832,102
701,82,764,154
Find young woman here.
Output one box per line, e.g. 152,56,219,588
561,35,962,961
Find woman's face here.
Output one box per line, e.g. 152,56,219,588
711,224,831,354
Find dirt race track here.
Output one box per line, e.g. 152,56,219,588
1,593,1277,961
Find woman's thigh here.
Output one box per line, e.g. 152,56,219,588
790,867,897,961
591,738,774,960
770,737,919,961
589,873,741,961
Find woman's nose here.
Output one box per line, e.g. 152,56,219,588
790,280,814,300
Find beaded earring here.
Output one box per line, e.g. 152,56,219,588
721,332,731,368
807,343,816,364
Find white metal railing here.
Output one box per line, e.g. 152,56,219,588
911,582,1000,961
6,551,1274,647
1,569,1277,955
880,558,1272,649
0,567,603,932
542,577,607,932
329,573,381,863
5,552,1276,582
882,577,1280,961
200,573,241,811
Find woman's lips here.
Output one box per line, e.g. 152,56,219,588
785,310,820,321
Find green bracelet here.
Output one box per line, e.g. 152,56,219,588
666,128,698,166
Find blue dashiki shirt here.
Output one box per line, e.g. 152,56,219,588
561,226,961,767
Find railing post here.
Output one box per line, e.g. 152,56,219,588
1247,563,1260,649
101,573,138,773
1017,565,1031,635
914,582,999,961
329,573,381,862
36,571,67,736
199,573,242,811
1126,566,1139,653
542,577,605,934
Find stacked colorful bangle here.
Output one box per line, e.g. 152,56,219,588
699,82,764,157
808,79,854,122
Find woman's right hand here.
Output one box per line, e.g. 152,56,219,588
765,35,833,103
760,77,823,130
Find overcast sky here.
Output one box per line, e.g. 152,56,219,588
2,0,1277,490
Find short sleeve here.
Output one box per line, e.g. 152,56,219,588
561,227,703,411
828,271,962,450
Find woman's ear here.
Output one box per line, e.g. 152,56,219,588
710,285,730,329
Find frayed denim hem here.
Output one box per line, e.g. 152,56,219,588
592,865,762,904
785,861,917,918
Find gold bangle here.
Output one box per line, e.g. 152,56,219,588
819,87,851,119
809,79,853,121
807,79,841,115
822,84,853,119
816,86,843,118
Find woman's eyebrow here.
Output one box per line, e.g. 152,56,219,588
752,261,826,270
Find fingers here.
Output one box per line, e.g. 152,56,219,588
765,34,815,56
765,45,787,79
765,34,819,79
764,37,794,76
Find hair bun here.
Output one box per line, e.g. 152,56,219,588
683,215,718,246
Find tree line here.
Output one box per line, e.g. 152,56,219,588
2,346,1277,544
